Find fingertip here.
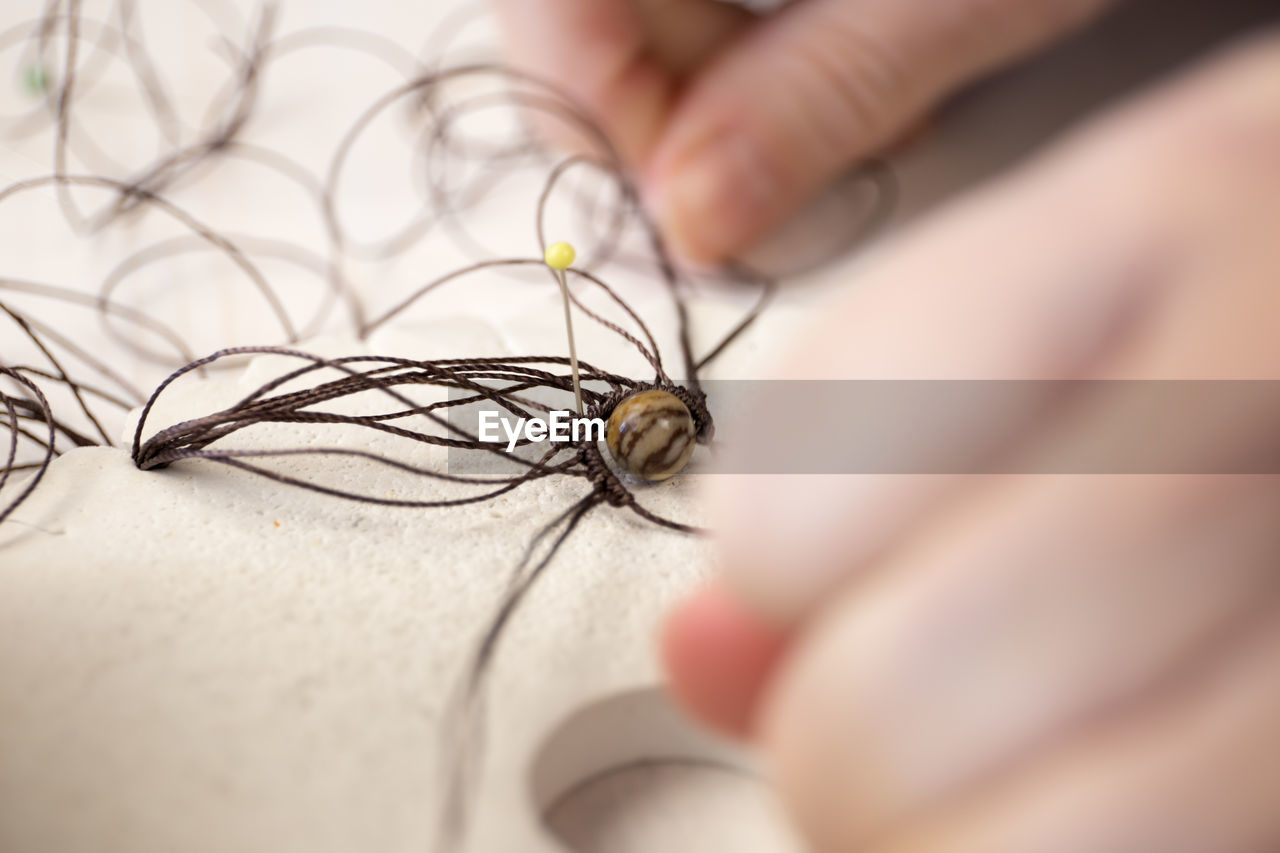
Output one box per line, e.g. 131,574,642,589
645,130,784,265
661,580,790,739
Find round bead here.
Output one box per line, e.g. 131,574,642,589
606,390,697,481
544,241,576,271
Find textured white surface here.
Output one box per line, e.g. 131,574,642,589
0,0,1270,851
0,309,795,853
0,333,733,853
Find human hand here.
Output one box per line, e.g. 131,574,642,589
665,31,1280,852
492,0,1117,263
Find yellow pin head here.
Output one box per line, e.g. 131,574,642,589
544,241,576,271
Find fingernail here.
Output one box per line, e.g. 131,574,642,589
649,132,779,263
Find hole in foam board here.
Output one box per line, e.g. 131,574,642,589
530,687,804,853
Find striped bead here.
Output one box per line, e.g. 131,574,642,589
606,390,697,481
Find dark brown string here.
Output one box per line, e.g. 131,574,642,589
0,5,898,849
0,366,56,524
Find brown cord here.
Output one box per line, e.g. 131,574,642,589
0,4,898,848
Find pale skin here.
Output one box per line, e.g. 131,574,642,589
494,2,1280,850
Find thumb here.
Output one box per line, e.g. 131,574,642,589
490,0,751,165
646,0,1117,262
